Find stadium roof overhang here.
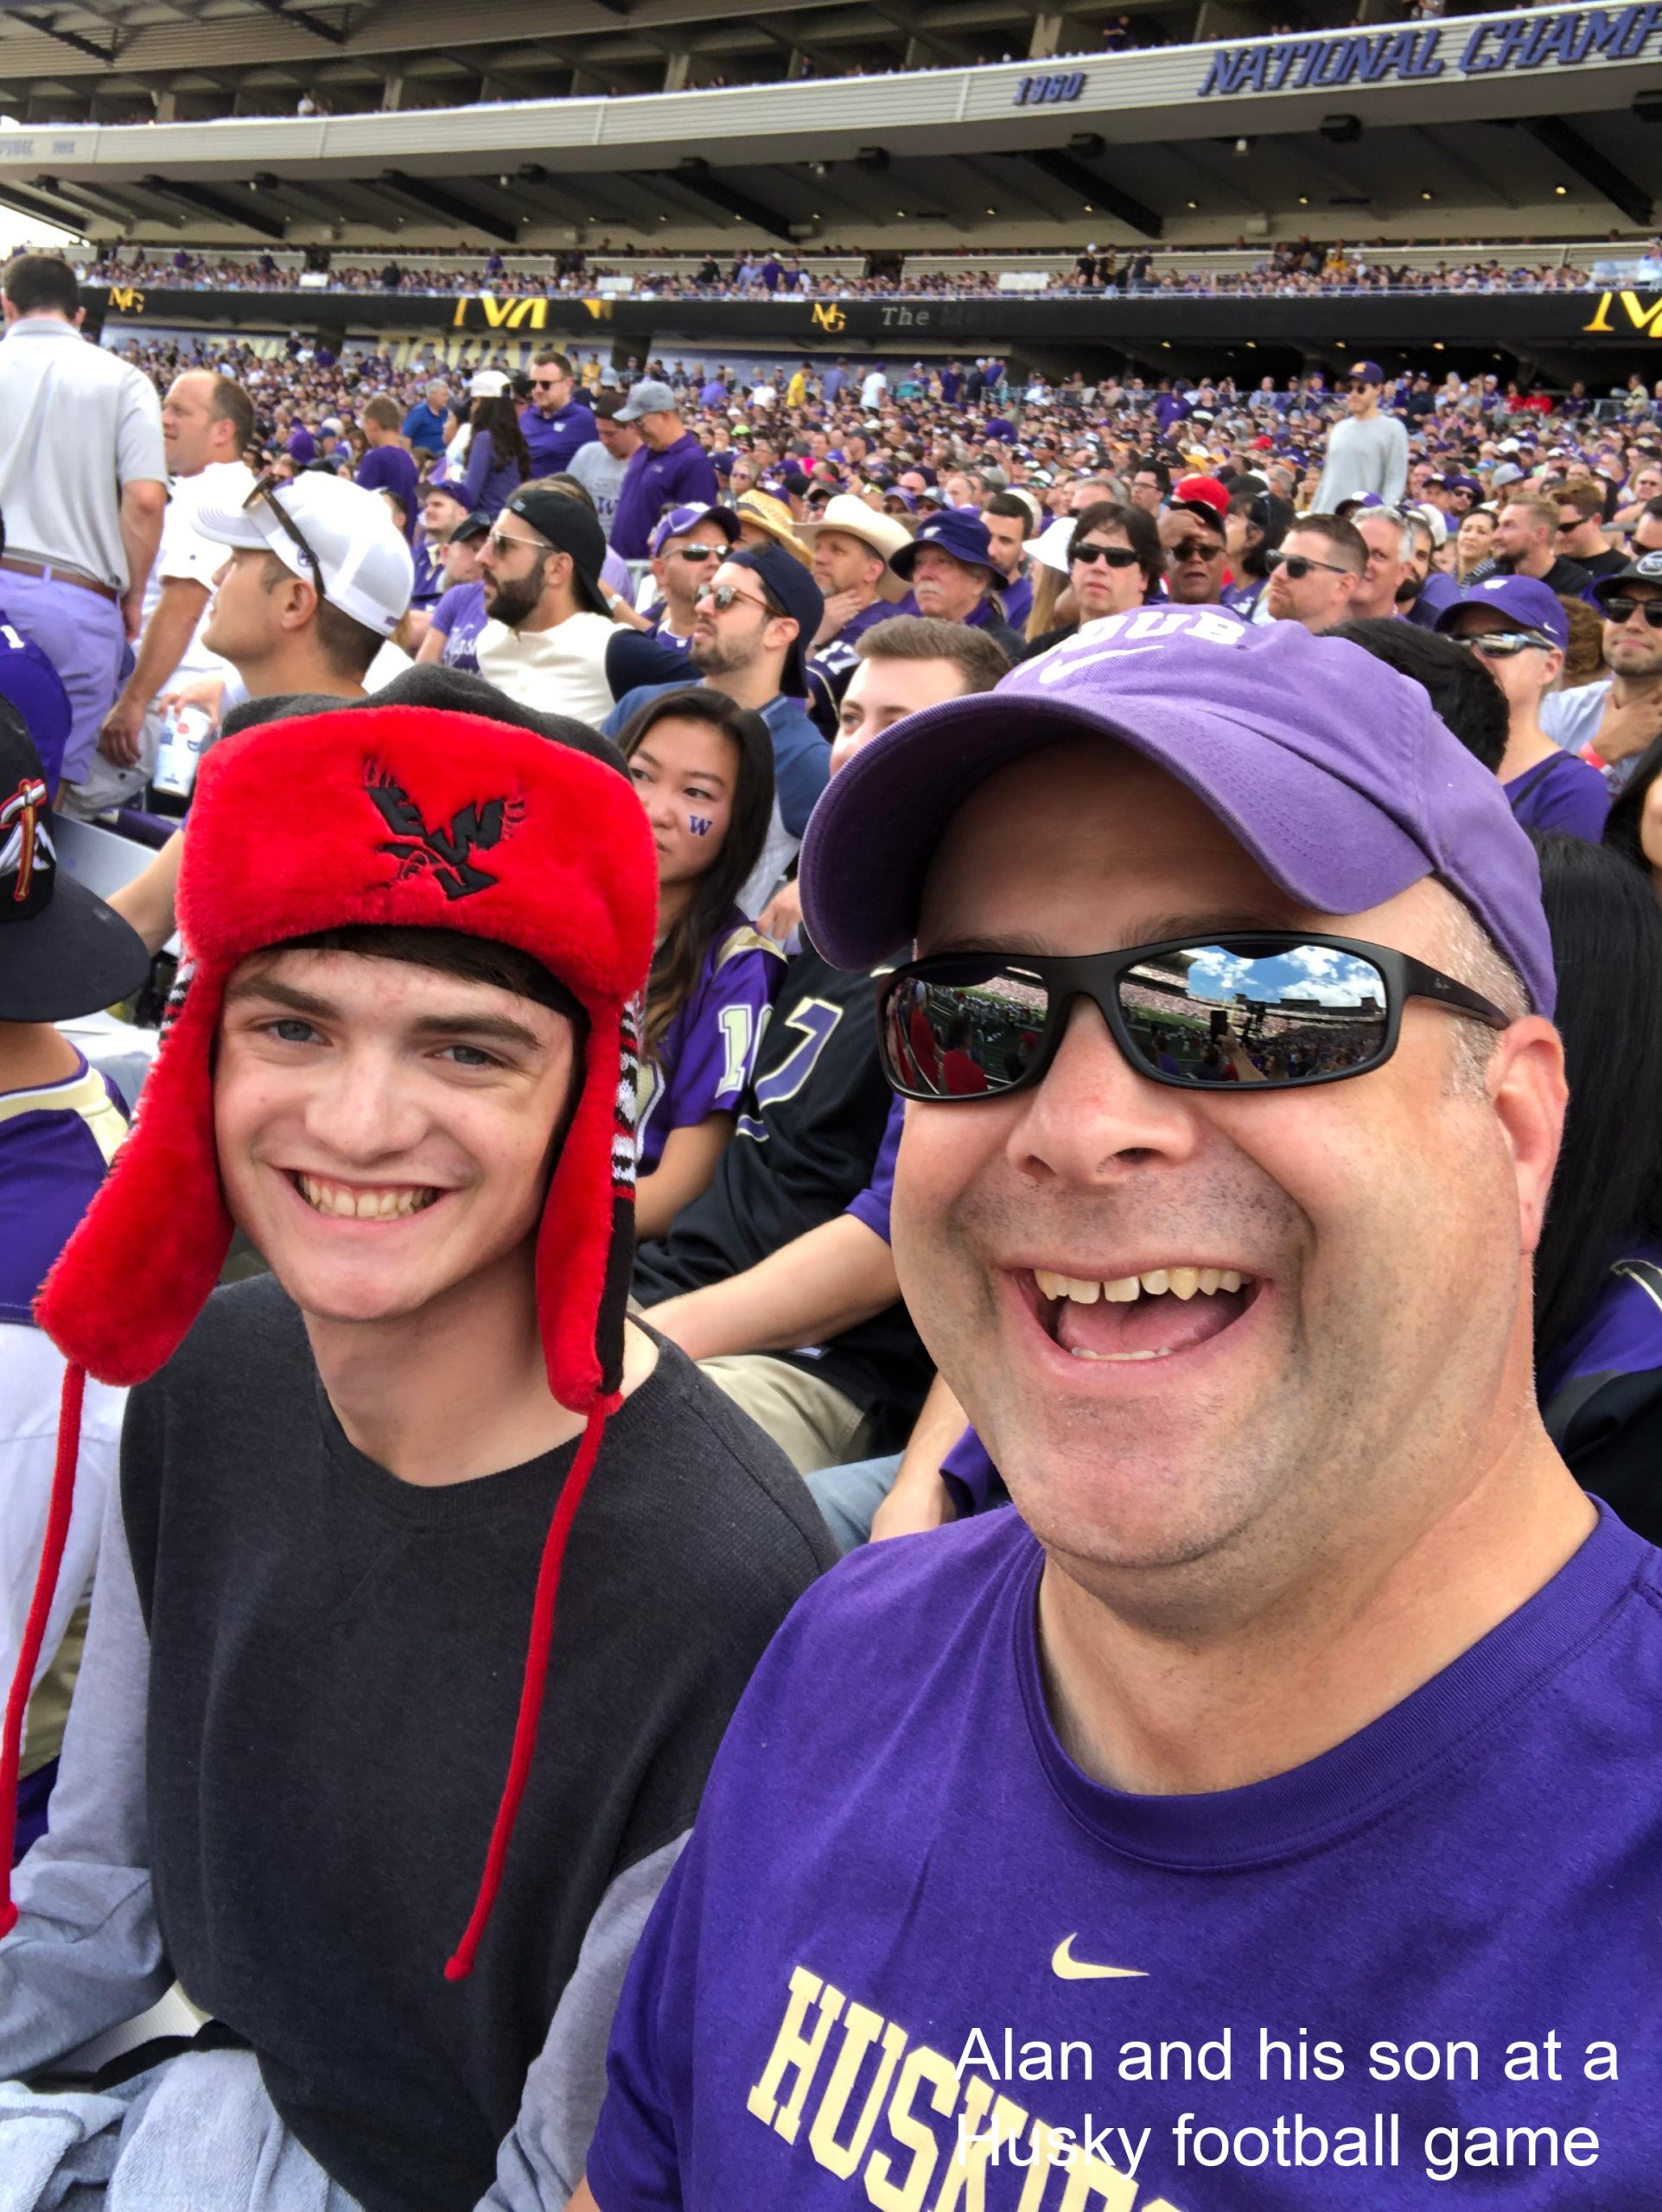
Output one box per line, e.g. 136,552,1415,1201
5,3,1662,247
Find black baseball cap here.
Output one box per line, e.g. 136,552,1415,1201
450,509,493,543
726,543,825,696
503,487,610,616
0,707,150,1020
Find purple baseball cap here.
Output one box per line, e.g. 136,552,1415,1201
799,607,1555,1015
1434,575,1570,653
648,502,739,557
889,507,1002,581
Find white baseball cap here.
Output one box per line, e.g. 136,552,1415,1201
195,474,415,638
469,367,510,397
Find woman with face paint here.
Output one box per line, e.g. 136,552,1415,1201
620,690,785,1239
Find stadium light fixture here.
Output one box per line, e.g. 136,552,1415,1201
1554,183,1568,195
1187,200,1198,210
1421,190,1433,200
1234,137,1251,156
1297,194,1309,206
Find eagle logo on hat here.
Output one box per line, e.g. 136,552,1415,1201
364,762,524,901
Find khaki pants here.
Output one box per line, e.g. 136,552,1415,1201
697,1353,875,1476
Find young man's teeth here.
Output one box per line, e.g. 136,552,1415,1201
1035,1265,1247,1303
297,1174,437,1219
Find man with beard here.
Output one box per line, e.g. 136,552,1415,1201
474,485,621,725
1542,550,1662,786
604,544,827,914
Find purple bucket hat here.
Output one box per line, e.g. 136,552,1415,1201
799,607,1556,1015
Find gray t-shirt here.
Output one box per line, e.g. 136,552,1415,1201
1314,411,1409,512
1540,677,1651,791
0,317,164,587
564,439,631,542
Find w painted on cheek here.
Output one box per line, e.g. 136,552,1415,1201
688,814,713,837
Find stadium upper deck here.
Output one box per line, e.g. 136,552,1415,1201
3,0,1662,251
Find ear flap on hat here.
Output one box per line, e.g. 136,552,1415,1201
537,991,637,1410
36,958,236,1387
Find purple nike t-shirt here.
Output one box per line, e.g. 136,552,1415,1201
637,911,785,1174
589,1506,1662,2209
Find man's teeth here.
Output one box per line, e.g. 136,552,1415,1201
1033,1265,1245,1304
296,1174,439,1220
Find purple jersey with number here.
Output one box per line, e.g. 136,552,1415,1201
637,910,785,1174
588,1506,1662,2211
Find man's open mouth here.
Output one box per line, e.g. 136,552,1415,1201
1028,1264,1259,1363
290,1172,442,1222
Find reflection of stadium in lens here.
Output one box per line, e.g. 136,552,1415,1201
880,940,1408,1098
1121,944,1388,1084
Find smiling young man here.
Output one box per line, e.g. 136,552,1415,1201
576,611,1661,2209
0,679,833,2210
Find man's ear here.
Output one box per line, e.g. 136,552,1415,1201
1487,1015,1568,1258
279,573,321,632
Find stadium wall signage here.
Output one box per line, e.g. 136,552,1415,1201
82,283,1662,356
1582,289,1662,333
1197,5,1662,95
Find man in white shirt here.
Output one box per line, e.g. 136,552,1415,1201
859,363,889,411
475,486,620,724
68,372,257,818
0,254,166,795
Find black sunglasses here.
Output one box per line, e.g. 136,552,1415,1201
1167,537,1224,564
876,932,1509,1102
1265,549,1355,581
1599,595,1662,628
243,469,322,581
1073,542,1142,568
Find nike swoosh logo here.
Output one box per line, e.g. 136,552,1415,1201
1052,1935,1148,1981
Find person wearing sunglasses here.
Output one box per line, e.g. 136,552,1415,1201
1541,552,1662,788
640,501,741,656
1436,576,1610,839
604,545,828,917
1018,500,1161,661
1158,479,1235,612
572,608,1662,2212
1312,358,1409,513
1263,512,1367,632
519,350,597,480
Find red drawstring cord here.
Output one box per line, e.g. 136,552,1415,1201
445,1399,609,1982
0,1360,86,1933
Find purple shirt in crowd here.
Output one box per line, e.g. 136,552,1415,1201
354,444,420,540
637,912,785,1174
611,433,721,561
1505,751,1611,841
432,580,487,673
589,1504,1662,2209
519,399,597,480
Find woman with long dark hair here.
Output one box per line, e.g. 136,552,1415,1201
460,392,530,518
1602,730,1662,906
619,689,785,1239
1532,831,1662,1538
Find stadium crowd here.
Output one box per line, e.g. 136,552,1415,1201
81,237,1628,300
1,242,1660,2208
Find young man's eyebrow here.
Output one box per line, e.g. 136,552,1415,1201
406,1011,546,1052
222,975,338,1018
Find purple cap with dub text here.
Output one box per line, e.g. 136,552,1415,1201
799,606,1555,1015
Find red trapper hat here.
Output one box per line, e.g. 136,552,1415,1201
8,686,658,1980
